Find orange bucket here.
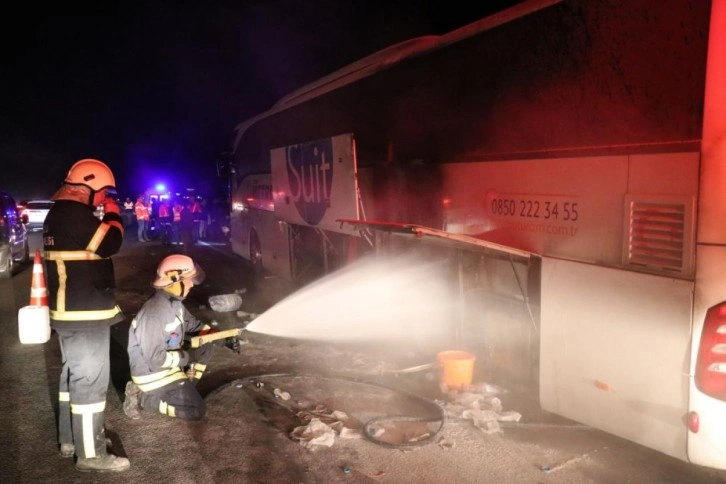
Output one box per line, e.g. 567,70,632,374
438,350,476,390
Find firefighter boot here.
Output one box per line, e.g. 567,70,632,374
60,438,113,458
75,453,131,472
123,381,141,420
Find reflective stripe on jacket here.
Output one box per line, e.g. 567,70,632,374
43,200,124,323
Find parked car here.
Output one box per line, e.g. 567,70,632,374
22,199,54,231
0,191,30,278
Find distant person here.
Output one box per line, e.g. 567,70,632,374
43,158,130,472
172,198,184,245
124,254,240,420
122,197,134,228
134,195,150,242
198,198,209,240
180,199,195,253
157,199,172,246
190,197,203,243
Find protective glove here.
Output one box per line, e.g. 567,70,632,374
103,197,120,215
225,337,241,354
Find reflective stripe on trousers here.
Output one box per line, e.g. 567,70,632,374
140,379,206,421
56,325,111,458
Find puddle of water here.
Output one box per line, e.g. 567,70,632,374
246,254,457,344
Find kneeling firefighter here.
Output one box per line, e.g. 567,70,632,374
124,254,240,420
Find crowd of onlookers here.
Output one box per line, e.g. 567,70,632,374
118,194,230,250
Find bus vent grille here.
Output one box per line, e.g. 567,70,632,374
626,200,686,273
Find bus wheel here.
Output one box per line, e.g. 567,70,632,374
249,230,264,280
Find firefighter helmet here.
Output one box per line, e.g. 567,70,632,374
152,254,205,288
64,158,116,192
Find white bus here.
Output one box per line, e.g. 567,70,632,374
228,0,726,470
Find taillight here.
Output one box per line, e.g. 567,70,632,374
694,303,726,401
688,411,700,433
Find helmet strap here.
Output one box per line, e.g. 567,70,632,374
163,280,186,299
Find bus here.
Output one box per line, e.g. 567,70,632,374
228,0,726,470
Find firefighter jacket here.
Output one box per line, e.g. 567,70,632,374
43,199,125,325
127,290,212,392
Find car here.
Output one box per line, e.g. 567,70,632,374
22,199,54,231
0,191,30,278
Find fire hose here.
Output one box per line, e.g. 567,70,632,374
193,329,446,448
227,373,446,449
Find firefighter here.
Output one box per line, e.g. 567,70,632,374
44,158,130,472
124,254,240,420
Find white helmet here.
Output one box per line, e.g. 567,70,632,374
152,254,205,288
64,158,116,192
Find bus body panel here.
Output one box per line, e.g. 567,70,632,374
270,133,360,234
440,153,698,271
540,257,693,460
440,152,699,275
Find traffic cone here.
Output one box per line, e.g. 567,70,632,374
30,250,49,307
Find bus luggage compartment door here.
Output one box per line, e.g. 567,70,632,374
539,256,692,461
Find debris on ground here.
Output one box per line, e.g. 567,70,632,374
439,383,522,434
208,293,243,312
291,418,337,449
290,404,360,449
273,388,291,400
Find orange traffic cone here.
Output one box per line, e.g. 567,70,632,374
30,250,49,307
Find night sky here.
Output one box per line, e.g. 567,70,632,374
3,1,523,202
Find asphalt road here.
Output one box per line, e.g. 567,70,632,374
1,230,725,483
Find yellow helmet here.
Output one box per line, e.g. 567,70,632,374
152,254,205,288
64,158,116,192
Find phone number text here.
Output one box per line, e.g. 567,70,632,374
489,198,579,221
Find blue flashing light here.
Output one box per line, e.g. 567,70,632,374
155,183,166,192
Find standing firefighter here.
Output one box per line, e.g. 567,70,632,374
44,158,130,472
124,254,240,420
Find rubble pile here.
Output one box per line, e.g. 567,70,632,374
438,382,522,434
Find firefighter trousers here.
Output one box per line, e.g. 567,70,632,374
56,325,111,459
138,342,212,421
140,379,206,420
